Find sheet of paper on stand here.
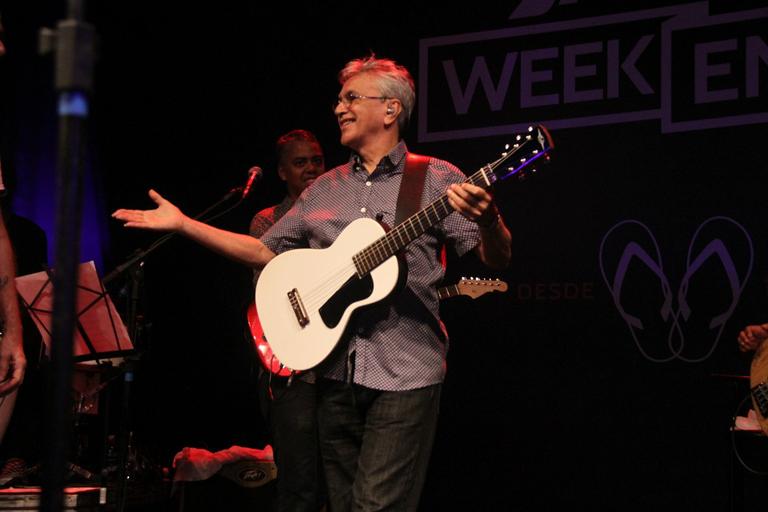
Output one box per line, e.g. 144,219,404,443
14,260,132,360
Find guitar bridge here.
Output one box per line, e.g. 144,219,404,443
752,382,768,417
287,288,310,328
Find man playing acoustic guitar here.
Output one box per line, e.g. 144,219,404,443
114,54,512,510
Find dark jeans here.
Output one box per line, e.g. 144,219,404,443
317,379,441,512
259,372,324,512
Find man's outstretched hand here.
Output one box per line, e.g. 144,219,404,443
112,189,186,232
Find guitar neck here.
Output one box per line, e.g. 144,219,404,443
352,124,552,278
437,284,462,300
352,169,492,277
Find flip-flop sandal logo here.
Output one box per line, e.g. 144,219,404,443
599,217,753,363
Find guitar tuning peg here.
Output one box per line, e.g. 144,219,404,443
504,144,510,150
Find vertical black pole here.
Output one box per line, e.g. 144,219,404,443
115,263,142,511
39,1,94,511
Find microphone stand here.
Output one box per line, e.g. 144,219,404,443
38,2,94,511
101,185,248,512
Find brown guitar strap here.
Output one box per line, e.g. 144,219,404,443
394,153,430,226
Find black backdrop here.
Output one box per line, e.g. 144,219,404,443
2,0,768,510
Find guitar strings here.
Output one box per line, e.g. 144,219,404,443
302,260,358,310
300,218,426,311
301,234,392,309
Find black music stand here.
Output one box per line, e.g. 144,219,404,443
15,261,133,364
15,261,133,483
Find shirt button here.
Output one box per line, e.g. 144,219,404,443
365,181,372,187
360,207,367,213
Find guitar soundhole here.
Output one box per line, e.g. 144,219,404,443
319,274,374,328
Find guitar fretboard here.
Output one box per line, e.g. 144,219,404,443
352,168,492,277
437,284,462,300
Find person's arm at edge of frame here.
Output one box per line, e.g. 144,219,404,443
0,207,25,395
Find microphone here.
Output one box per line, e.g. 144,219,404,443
241,166,263,199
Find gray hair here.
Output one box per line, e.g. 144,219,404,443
338,54,415,133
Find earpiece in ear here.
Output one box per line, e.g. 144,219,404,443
386,106,395,115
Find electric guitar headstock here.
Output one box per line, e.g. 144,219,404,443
450,277,509,300
438,278,508,301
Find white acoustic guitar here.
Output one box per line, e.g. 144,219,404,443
256,125,553,370
249,278,508,376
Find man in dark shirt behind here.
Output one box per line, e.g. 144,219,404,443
249,129,326,512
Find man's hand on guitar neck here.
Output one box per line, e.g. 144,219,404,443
446,183,495,224
738,323,768,352
447,183,511,270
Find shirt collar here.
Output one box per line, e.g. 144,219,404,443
350,140,409,174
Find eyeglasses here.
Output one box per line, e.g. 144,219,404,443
333,92,390,111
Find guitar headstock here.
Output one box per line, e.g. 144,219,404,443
484,124,554,184
456,277,508,299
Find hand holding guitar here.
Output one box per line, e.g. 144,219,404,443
738,323,768,352
446,183,497,226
